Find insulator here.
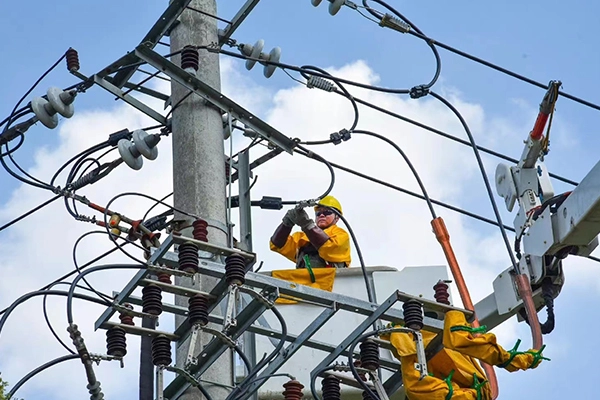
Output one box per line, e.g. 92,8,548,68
354,359,367,381
192,219,209,242
106,326,127,357
307,76,335,92
225,253,246,285
321,375,340,400
157,272,172,284
188,294,209,326
181,45,199,72
142,284,163,315
152,335,172,366
66,47,80,72
282,380,304,400
119,306,135,326
433,280,450,305
359,339,379,371
178,242,199,273
403,299,424,330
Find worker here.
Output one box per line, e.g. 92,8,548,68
269,195,351,269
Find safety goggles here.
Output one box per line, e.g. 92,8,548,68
315,210,334,217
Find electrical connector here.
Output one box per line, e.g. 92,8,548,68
410,85,429,99
330,129,351,145
107,129,132,147
379,13,411,33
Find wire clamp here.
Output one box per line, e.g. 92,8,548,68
410,85,429,99
330,129,351,145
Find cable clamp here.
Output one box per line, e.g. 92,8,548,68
330,129,351,145
410,85,429,99
379,13,411,33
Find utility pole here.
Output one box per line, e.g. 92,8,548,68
169,1,232,400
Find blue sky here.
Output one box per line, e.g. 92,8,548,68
1,1,600,399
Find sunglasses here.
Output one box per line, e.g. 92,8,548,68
315,210,334,217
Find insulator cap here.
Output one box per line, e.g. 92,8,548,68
282,380,304,400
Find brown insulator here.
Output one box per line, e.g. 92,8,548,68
181,45,199,71
359,339,380,371
106,326,127,357
178,242,199,273
157,272,172,284
188,294,209,326
192,219,209,242
119,303,135,326
142,284,163,315
321,376,340,400
66,48,80,72
282,380,304,400
433,280,451,305
151,335,172,366
403,299,424,331
225,253,246,285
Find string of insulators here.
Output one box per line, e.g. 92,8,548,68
225,253,247,285
403,299,424,330
359,339,380,371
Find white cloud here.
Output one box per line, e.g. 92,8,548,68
0,58,591,400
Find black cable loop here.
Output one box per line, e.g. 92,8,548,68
7,354,80,399
294,144,336,201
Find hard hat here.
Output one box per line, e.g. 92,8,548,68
315,195,343,215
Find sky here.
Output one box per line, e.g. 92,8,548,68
1,0,600,399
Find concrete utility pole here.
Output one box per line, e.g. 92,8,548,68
169,1,232,400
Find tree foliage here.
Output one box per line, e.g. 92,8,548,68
0,373,8,400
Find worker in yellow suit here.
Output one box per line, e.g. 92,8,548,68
386,310,549,400
270,195,351,269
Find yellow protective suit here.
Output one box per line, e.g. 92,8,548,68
385,311,549,400
269,224,351,267
272,268,336,304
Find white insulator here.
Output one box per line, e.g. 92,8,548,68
311,0,323,5
307,76,335,92
263,47,281,78
118,139,143,170
31,97,58,129
132,129,159,160
329,0,345,15
245,39,264,71
47,87,75,118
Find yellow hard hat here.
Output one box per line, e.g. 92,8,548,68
315,195,342,215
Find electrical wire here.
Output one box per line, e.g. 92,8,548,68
429,91,519,269
352,130,437,219
360,0,441,90
0,289,107,339
294,144,336,201
0,194,62,233
66,264,142,324
7,354,80,399
300,65,359,132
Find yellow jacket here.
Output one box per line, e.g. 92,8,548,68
269,224,351,266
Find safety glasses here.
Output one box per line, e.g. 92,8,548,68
315,210,334,217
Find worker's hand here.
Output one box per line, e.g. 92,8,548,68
282,209,296,227
294,207,315,231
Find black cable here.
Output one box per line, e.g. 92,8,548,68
294,144,335,201
0,132,25,157
347,330,381,400
7,354,80,399
142,192,174,222
300,65,359,132
353,130,437,219
234,343,253,374
361,0,441,90
72,230,120,303
0,194,62,233
0,290,107,338
186,5,232,24
329,207,375,304
429,91,519,271
227,305,288,400
0,106,30,127
67,264,142,324
50,141,109,187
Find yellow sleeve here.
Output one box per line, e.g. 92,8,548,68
318,225,351,264
269,232,303,263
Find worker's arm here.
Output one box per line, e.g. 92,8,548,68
269,210,299,263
